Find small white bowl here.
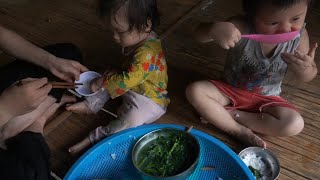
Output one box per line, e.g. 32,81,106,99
75,71,101,97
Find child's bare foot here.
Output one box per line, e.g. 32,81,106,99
68,137,91,154
66,101,92,114
201,115,266,148
235,126,267,148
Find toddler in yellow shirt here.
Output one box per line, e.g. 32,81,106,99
67,0,169,153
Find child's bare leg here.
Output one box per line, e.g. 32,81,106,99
186,81,266,148
66,101,93,153
68,119,129,154
228,106,303,136
69,92,165,154
69,91,164,154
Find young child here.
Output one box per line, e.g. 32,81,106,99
67,0,169,153
186,0,318,148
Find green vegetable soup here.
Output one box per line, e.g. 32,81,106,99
137,132,198,177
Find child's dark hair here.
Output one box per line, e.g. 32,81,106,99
98,0,160,32
243,0,312,18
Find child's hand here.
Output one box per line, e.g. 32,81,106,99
90,77,104,92
103,67,118,77
210,22,241,49
282,43,318,73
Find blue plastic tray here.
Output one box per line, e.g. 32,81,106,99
64,124,254,180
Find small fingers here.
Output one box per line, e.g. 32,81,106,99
235,28,241,42
221,43,230,50
294,50,310,62
282,53,304,65
220,41,236,49
229,41,236,48
307,42,318,58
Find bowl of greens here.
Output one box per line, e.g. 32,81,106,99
132,128,200,180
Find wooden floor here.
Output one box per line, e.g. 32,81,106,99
1,0,319,179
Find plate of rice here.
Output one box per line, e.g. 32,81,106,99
239,147,280,180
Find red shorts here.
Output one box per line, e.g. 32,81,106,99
209,80,297,112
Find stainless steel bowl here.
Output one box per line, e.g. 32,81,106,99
132,128,200,180
239,147,280,180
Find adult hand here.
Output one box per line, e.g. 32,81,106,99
47,56,88,82
0,78,52,117
210,22,241,49
282,43,318,73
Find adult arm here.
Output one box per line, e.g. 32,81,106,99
0,25,88,82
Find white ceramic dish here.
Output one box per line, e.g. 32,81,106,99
75,71,101,97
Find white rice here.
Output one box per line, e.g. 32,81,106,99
242,153,269,180
110,153,116,160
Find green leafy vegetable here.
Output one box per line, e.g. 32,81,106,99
248,165,262,179
137,132,196,177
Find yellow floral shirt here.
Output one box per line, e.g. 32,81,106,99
103,38,170,108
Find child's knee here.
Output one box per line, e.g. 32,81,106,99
186,81,207,101
186,81,222,102
123,114,160,128
282,113,304,136
129,115,153,127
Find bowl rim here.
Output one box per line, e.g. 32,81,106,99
74,71,101,97
238,147,280,179
132,128,200,179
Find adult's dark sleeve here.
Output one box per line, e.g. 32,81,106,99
0,131,50,180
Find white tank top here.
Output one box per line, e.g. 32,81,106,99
223,25,304,96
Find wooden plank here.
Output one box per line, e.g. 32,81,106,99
160,0,214,39
264,136,320,162
266,142,320,179
44,111,73,136
281,167,310,180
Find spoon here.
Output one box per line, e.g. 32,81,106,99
241,31,299,44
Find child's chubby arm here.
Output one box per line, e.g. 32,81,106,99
90,50,153,99
194,16,249,49
282,30,318,82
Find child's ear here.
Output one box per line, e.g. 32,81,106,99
145,19,152,33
